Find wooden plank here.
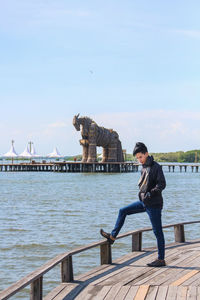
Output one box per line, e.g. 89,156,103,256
93,285,112,300
166,286,178,300
171,270,199,286
145,286,159,300
176,286,188,300
130,245,183,283
95,244,165,286
155,286,168,300
186,286,197,300
72,284,100,300
55,283,86,300
126,247,191,286
100,245,182,287
197,287,200,299
53,283,79,300
103,284,123,300
44,283,69,300
91,266,130,285
76,250,146,282
89,251,151,286
185,272,200,287
134,251,197,286
163,252,200,285
114,286,131,300
134,285,150,300
124,286,139,300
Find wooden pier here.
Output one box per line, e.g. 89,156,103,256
0,162,139,173
0,220,200,300
160,163,200,173
0,162,200,173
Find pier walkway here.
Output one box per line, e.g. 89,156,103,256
0,162,200,173
0,221,200,300
0,162,139,173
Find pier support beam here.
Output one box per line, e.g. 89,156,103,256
61,255,74,282
100,243,112,264
132,232,142,251
174,224,185,243
30,277,43,300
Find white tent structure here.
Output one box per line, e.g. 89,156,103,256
19,145,32,158
3,144,18,158
47,147,62,158
30,144,40,157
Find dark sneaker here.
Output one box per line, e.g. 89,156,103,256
100,229,115,244
147,259,166,267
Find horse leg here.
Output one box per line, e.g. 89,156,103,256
87,122,97,163
87,143,97,162
107,143,117,162
82,145,88,162
101,147,108,162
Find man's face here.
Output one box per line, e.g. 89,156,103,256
135,152,149,164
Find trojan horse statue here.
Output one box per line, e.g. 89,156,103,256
73,114,124,163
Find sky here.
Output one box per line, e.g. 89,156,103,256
0,0,200,155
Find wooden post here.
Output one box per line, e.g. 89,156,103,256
30,276,43,300
132,232,142,251
174,224,185,243
61,255,74,282
100,243,112,264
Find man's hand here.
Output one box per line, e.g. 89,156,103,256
143,192,151,205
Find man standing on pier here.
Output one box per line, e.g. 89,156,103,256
100,142,166,267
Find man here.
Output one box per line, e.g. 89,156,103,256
100,142,166,267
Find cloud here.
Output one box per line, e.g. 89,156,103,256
91,110,200,153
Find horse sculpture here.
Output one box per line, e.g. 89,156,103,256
73,114,124,163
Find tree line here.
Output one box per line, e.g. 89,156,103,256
127,150,200,163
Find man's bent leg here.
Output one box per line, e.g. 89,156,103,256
146,207,165,260
111,201,146,238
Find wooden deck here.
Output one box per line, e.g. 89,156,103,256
1,221,199,300
45,240,200,300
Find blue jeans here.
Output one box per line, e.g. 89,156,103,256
111,201,165,260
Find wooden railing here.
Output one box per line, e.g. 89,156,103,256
0,220,199,300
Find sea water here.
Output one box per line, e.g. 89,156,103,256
0,168,199,298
